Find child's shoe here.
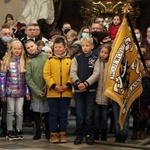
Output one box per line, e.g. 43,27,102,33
59,131,67,143
15,130,23,140
6,131,15,141
74,136,83,145
50,132,59,143
86,134,94,145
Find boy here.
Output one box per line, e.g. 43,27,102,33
70,37,100,145
43,37,72,143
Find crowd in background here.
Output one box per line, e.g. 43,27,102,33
0,13,150,145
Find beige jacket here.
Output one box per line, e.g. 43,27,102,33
95,59,110,105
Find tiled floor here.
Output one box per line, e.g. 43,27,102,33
0,115,150,150
0,132,150,150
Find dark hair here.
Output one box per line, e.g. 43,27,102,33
25,24,35,31
49,30,62,38
143,52,150,61
5,14,14,23
140,45,148,51
94,16,104,23
23,39,35,54
23,39,35,46
62,22,71,28
98,31,110,42
112,15,122,22
53,37,66,47
36,40,45,47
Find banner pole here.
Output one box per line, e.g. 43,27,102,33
125,13,148,73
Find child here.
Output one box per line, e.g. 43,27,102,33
42,46,52,56
70,37,100,145
140,45,148,55
131,53,150,140
108,15,121,41
0,40,30,140
43,37,72,143
94,43,111,141
36,40,45,51
66,29,82,58
24,39,50,140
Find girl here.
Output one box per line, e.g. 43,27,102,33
43,37,72,143
24,39,50,140
0,40,30,140
94,43,111,141
77,26,90,40
4,13,14,23
134,28,142,46
108,15,121,41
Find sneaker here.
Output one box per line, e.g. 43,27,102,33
74,136,83,145
15,130,23,140
6,131,15,141
86,135,94,145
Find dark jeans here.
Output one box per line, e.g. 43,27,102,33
94,104,109,130
74,91,96,137
112,101,130,139
47,97,70,132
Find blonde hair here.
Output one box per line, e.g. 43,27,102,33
66,29,77,38
80,37,93,44
1,40,26,73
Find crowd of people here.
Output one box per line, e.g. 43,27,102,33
0,13,150,146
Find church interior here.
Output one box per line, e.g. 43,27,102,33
47,0,150,38
0,0,150,38
1,0,150,150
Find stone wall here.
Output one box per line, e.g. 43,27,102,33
0,0,26,27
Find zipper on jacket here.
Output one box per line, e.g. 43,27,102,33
60,58,62,97
100,61,105,104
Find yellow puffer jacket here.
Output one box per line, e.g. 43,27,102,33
43,55,73,98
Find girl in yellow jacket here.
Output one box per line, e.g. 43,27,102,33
43,37,72,143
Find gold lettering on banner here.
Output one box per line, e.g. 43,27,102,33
109,37,132,79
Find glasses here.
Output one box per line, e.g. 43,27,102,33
27,29,35,31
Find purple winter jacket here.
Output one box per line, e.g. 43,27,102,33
0,58,29,98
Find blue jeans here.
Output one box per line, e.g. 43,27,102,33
7,97,24,131
94,104,109,130
74,91,96,137
47,98,70,132
112,101,130,139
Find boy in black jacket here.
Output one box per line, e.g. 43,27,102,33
70,37,100,145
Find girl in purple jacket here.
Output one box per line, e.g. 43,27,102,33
0,40,30,140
